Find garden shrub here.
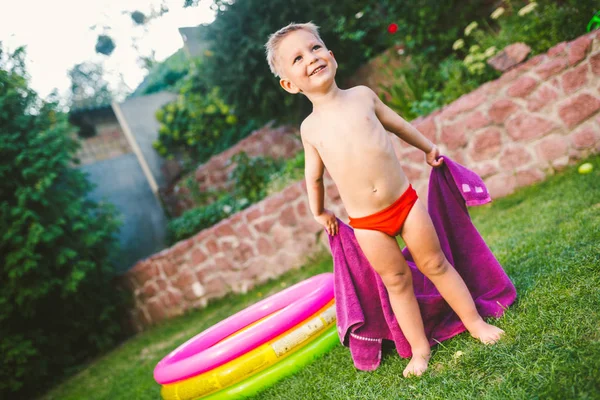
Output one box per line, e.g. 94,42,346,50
167,152,282,243
200,0,494,125
475,0,599,57
0,46,125,398
266,151,306,195
153,59,260,168
379,0,597,120
133,49,190,96
229,152,283,203
166,193,245,244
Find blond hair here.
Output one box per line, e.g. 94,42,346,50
265,22,323,77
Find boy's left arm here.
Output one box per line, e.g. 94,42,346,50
369,88,443,167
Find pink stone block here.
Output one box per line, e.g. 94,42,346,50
561,63,589,94
191,248,207,265
464,111,492,131
506,113,557,141
253,218,276,234
280,205,298,226
164,290,183,309
590,52,600,76
263,195,285,215
413,117,437,141
527,85,558,112
246,207,262,222
440,91,487,121
233,242,255,262
214,255,233,270
567,36,592,66
402,164,423,181
471,163,498,179
204,277,227,297
470,128,502,162
215,223,235,237
488,99,519,124
441,122,467,150
570,125,600,149
142,282,159,298
283,185,302,202
403,148,425,163
535,134,569,161
485,173,517,199
257,237,276,256
175,270,196,290
162,262,179,277
548,42,567,57
558,93,600,128
134,262,159,283
535,57,568,80
507,76,539,98
487,43,531,72
296,201,309,217
147,298,167,323
205,239,219,253
516,168,546,187
499,146,532,170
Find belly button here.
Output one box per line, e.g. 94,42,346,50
372,188,377,193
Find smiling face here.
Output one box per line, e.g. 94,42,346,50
276,29,337,95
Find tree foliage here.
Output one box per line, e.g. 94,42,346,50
0,46,126,398
68,61,113,110
131,10,146,25
153,59,260,168
95,34,116,56
199,0,494,126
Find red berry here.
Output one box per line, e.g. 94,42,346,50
387,23,398,34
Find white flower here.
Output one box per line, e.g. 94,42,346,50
223,205,232,213
355,11,364,19
491,7,505,19
452,39,465,50
484,46,497,58
518,2,537,16
464,21,478,36
469,45,480,53
464,54,475,65
453,351,464,359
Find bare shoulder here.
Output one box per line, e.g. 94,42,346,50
300,113,317,142
348,85,376,99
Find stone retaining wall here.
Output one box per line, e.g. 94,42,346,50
162,123,302,216
122,31,600,331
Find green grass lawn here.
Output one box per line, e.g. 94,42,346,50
42,156,600,400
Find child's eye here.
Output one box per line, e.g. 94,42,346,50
312,45,321,50
294,55,302,63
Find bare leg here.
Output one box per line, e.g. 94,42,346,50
354,229,431,377
400,199,504,344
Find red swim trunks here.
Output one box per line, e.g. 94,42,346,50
348,184,418,237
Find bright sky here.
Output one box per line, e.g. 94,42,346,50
0,0,215,102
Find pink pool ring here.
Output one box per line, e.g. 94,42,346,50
154,272,334,384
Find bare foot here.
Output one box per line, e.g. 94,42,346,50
403,351,431,377
467,319,505,344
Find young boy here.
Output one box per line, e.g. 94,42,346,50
265,22,504,377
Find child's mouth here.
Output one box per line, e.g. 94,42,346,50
310,65,326,76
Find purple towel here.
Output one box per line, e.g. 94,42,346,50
329,157,516,371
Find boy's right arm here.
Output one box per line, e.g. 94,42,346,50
301,130,338,236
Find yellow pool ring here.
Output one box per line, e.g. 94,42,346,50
161,300,336,400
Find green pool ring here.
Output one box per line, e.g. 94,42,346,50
198,326,339,400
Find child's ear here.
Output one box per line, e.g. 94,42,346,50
329,51,338,68
280,78,301,94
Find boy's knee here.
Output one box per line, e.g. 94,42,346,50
381,271,412,294
420,255,449,277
